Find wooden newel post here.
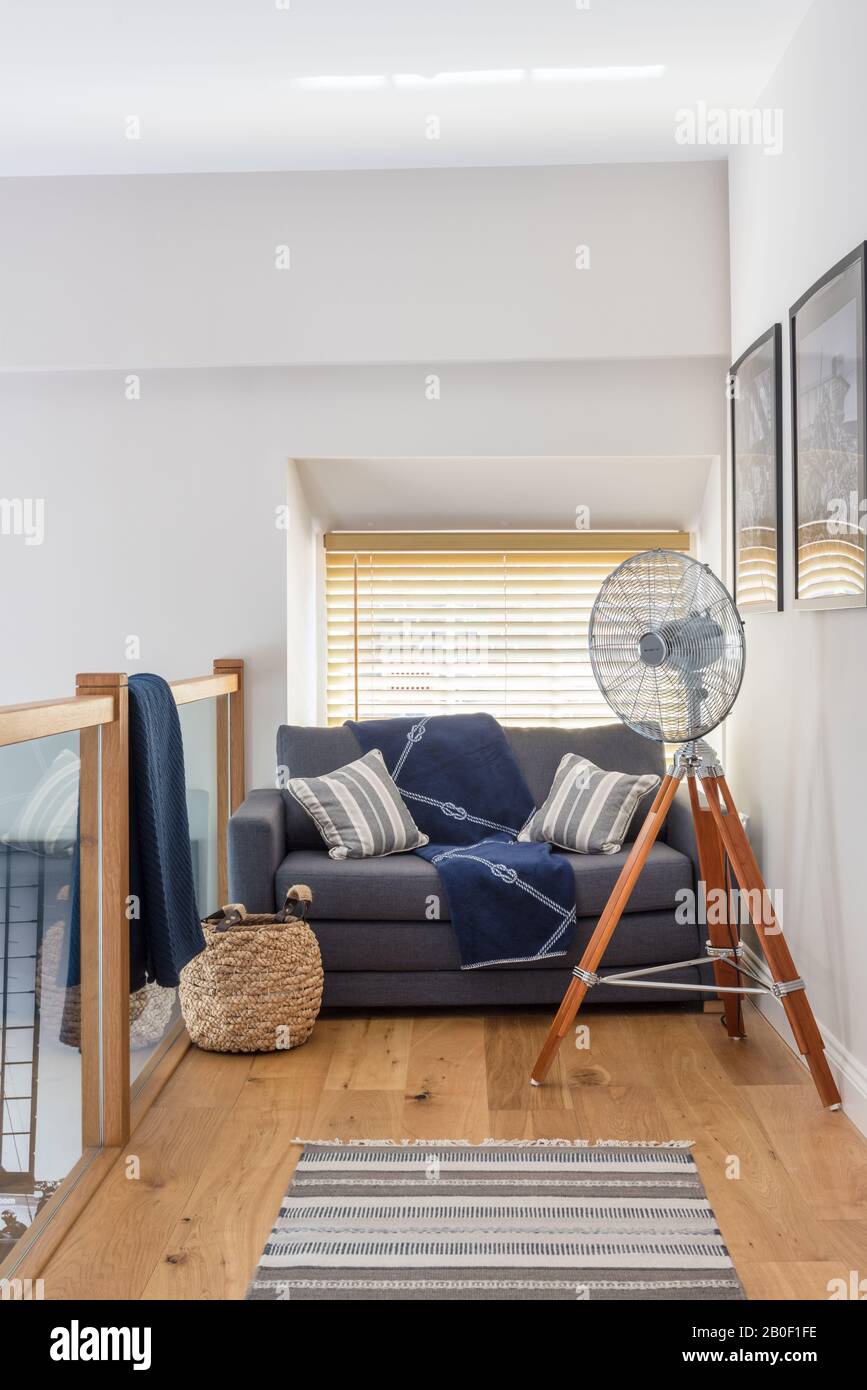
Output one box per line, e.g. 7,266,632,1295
214,658,245,906
76,673,130,1148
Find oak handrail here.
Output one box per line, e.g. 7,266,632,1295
169,672,239,705
0,693,116,747
0,672,242,742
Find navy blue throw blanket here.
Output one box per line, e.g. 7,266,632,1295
69,673,205,990
347,713,576,969
127,674,205,988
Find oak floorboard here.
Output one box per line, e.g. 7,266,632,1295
310,1086,405,1141
239,1018,339,1126
572,1085,676,1142
559,1007,653,1090
140,1112,299,1301
740,1083,867,1221
698,1007,809,1089
738,1261,852,1301
485,1010,571,1110
324,1014,413,1092
487,1109,582,1141
818,1219,867,1272
37,1005,867,1301
633,1015,836,1265
152,1045,252,1111
40,1106,227,1301
402,1013,489,1140
248,1016,339,1080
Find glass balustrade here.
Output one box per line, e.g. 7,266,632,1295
129,689,229,1083
0,730,97,1267
0,660,243,1282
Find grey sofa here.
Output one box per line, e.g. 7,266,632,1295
228,721,709,1009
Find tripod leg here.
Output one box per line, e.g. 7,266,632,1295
689,777,745,1039
531,771,683,1086
703,776,841,1109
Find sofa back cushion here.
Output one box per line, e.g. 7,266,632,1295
505,725,666,846
277,720,666,850
278,725,362,850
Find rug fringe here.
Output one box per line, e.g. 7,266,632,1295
291,1137,695,1149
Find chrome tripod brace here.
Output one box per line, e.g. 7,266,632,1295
570,740,805,1009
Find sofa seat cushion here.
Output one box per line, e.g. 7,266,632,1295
306,911,700,973
275,841,693,924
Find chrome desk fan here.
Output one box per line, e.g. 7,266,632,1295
531,550,840,1110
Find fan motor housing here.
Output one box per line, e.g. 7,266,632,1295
638,631,668,667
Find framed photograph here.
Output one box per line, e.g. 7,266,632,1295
790,242,867,609
730,324,783,613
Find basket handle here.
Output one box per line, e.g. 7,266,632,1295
205,903,246,933
278,884,313,922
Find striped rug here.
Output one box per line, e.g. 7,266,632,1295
246,1140,745,1301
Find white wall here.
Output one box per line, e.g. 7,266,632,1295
297,455,715,533
1,159,730,785
2,359,726,780
0,162,729,370
275,356,728,456
727,0,867,1127
695,455,725,579
0,370,290,789
285,460,319,727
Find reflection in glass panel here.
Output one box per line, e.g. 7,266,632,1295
795,257,866,602
129,697,219,1083
0,732,83,1263
734,334,779,610
178,697,219,920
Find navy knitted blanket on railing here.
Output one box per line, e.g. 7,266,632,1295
347,713,576,969
127,673,205,988
68,673,205,990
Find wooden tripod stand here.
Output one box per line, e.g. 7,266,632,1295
530,745,841,1110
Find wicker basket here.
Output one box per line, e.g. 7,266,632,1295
179,884,323,1054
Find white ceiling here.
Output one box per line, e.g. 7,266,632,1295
0,0,811,177
297,456,713,533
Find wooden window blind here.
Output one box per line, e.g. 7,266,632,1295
325,532,690,727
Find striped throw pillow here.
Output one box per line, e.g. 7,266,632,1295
287,749,429,861
518,754,659,855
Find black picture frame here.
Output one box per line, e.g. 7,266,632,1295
729,324,783,613
790,242,867,610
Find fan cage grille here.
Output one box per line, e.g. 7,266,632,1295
589,550,745,744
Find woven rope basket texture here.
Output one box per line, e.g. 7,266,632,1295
179,884,323,1054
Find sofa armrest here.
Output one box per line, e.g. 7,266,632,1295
228,789,286,913
665,784,700,888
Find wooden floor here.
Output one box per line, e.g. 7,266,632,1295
40,1003,867,1301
